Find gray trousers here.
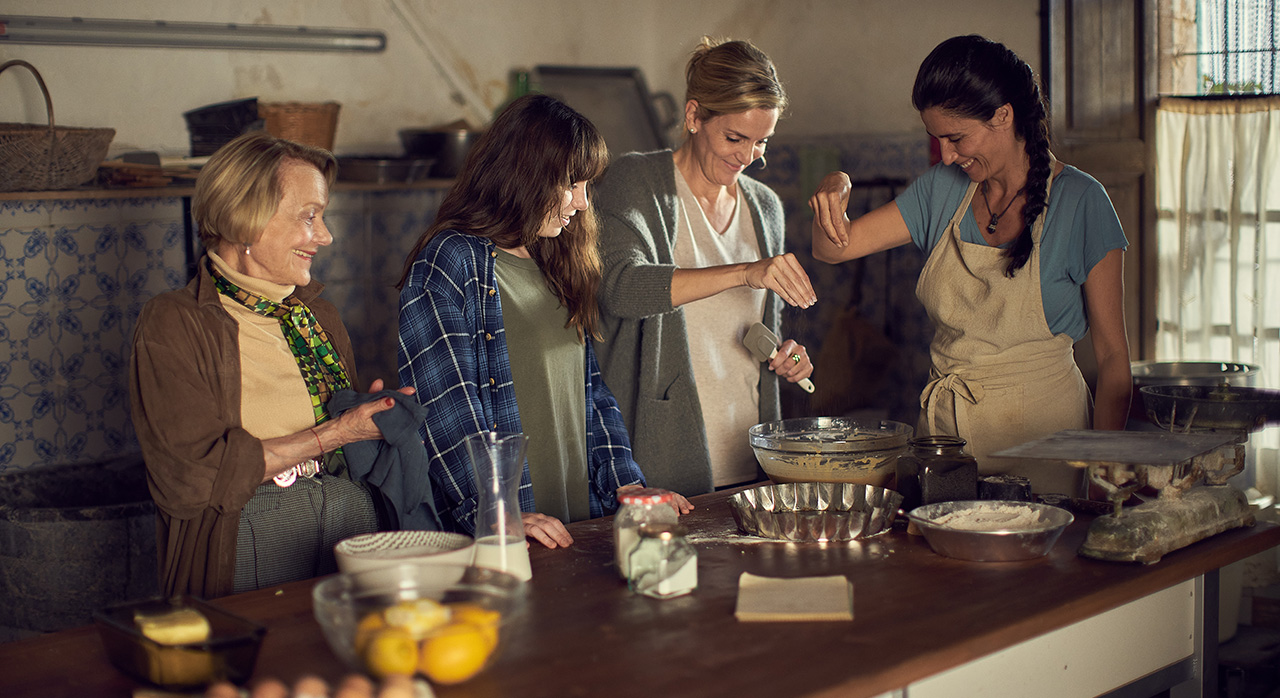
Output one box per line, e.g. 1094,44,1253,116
233,473,379,593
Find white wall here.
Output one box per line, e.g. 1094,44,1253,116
0,1,1039,156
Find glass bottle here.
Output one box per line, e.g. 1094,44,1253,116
627,523,697,599
613,488,676,578
895,435,978,512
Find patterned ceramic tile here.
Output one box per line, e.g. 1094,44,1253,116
316,210,368,284
0,200,53,228
0,197,186,473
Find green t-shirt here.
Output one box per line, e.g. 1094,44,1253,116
493,249,590,523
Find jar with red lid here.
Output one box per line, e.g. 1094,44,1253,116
613,488,677,578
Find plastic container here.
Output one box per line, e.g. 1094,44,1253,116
613,488,676,578
94,595,264,690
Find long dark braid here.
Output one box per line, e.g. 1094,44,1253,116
912,35,1053,277
1005,54,1052,277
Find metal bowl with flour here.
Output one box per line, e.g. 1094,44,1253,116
748,417,913,487
907,500,1074,562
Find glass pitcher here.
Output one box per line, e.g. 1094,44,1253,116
463,431,532,581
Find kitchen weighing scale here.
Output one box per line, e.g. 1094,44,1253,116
995,384,1280,563
992,429,1249,563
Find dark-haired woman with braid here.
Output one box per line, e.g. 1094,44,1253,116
809,35,1130,497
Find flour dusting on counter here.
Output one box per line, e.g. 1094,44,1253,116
930,503,1047,531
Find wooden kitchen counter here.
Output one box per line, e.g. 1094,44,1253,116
2,486,1277,698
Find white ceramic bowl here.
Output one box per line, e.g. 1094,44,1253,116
334,531,476,577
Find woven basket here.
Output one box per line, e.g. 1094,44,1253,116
0,60,115,192
259,101,341,151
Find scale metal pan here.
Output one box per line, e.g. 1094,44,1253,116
1140,384,1280,432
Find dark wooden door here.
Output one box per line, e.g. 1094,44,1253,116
1045,0,1154,379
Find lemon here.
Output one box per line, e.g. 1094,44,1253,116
419,622,495,685
354,611,386,656
363,626,419,678
447,603,501,648
383,599,450,640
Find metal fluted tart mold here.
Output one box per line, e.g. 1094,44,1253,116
727,482,903,542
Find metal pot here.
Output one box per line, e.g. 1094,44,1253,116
399,128,481,178
1140,384,1280,433
1128,361,1261,426
336,156,435,184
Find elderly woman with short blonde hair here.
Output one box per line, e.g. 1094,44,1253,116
130,132,409,598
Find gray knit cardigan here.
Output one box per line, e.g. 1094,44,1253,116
593,150,784,496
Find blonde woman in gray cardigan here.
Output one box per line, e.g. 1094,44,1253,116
594,38,816,496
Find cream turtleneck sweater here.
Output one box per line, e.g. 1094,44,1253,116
208,251,319,439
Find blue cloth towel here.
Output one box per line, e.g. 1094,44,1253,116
328,389,441,531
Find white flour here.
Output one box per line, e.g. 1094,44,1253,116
930,503,1046,531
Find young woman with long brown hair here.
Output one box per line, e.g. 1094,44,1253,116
397,94,690,549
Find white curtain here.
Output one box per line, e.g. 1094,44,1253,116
1155,96,1280,494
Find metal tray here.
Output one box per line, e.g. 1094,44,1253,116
336,156,435,183
727,482,902,542
531,65,675,156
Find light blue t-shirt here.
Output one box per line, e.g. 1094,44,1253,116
896,163,1128,341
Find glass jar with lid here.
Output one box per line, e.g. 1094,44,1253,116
627,522,697,599
895,435,978,511
614,488,677,578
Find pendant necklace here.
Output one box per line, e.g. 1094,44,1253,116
981,181,1023,234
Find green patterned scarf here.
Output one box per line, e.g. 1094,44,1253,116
210,260,351,424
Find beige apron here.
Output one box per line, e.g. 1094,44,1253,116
915,164,1091,496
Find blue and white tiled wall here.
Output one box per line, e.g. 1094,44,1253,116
0,189,443,474
316,189,446,388
0,134,930,474
0,197,186,472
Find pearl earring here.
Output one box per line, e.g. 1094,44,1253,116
688,127,696,135
244,244,251,256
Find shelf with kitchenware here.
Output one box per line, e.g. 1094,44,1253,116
0,177,458,202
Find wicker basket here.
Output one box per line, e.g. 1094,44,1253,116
258,101,340,151
0,60,115,192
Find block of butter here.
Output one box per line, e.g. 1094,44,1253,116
134,607,212,645
734,572,854,622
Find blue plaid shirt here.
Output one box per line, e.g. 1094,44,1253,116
398,230,645,534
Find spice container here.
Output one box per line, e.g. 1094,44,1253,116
896,436,978,512
627,523,697,599
614,488,677,578
979,474,1033,502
